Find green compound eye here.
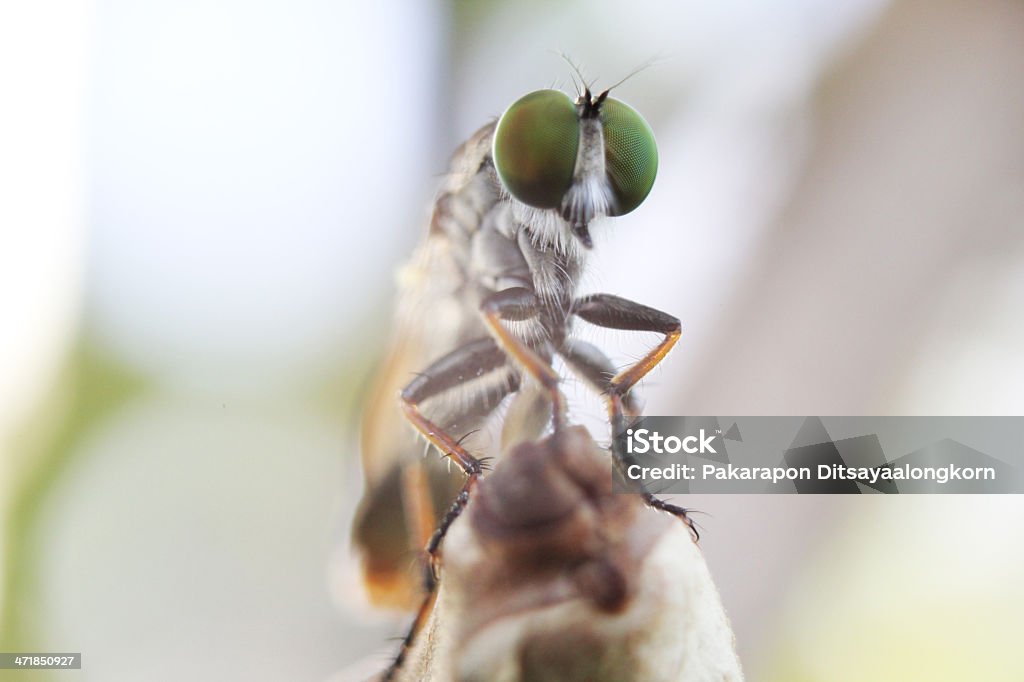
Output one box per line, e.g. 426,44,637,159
493,90,580,209
600,98,658,216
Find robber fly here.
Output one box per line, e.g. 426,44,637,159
352,81,692,618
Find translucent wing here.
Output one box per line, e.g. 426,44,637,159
352,123,502,609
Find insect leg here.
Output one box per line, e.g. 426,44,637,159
569,296,697,540
401,337,518,574
559,338,641,419
572,293,681,397
400,461,436,570
480,287,566,429
390,338,513,678
382,587,437,682
400,337,509,478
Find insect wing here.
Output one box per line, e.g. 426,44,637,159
352,125,498,609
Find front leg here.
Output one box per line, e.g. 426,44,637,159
573,293,681,397
480,287,567,429
571,294,696,540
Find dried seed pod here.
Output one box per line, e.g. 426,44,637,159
393,427,744,682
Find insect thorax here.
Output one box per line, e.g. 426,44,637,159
432,126,588,349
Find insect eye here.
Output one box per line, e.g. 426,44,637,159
600,98,658,216
493,89,580,209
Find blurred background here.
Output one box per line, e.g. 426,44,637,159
2,0,1023,680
